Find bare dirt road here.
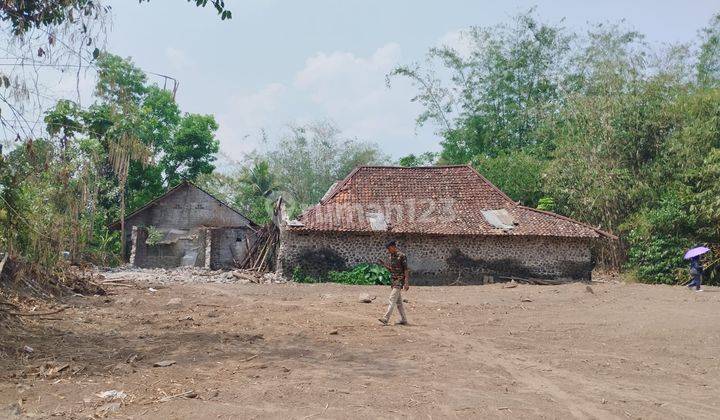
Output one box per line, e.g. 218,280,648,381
1,272,720,419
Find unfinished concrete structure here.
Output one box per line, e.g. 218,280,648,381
111,181,257,269
278,165,615,284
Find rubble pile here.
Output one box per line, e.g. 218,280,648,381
102,266,287,285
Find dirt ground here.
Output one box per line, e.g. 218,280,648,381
1,271,720,419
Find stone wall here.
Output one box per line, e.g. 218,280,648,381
278,231,594,284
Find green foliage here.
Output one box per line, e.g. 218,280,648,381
623,192,697,284
536,197,556,212
1,52,222,266
471,150,547,206
291,267,319,284
42,54,220,214
391,9,571,162
238,161,278,223
145,226,164,246
398,152,438,167
291,264,391,285
44,100,84,146
394,10,720,284
161,114,219,186
698,14,720,87
257,121,388,210
0,1,109,36
327,264,391,285
0,135,118,265
0,1,230,36
195,160,280,225
95,54,148,105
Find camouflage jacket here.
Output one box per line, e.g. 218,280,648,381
388,251,408,288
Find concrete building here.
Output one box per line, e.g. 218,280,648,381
278,165,615,284
110,181,257,269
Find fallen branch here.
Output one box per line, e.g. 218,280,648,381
157,390,197,403
100,278,131,284
496,275,574,285
0,253,7,276
303,403,329,419
0,307,66,317
100,281,135,288
239,354,259,363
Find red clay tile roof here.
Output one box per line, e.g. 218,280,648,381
291,165,614,239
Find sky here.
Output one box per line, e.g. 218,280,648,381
39,1,720,162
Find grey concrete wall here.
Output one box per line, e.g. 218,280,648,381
209,227,255,270
131,229,206,269
131,226,257,269
278,231,594,285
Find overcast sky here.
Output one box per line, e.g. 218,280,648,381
84,1,720,161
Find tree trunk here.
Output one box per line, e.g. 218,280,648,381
120,182,126,262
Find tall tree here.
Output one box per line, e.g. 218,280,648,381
262,121,388,208
390,9,572,163
698,13,720,87
0,1,231,36
88,54,220,210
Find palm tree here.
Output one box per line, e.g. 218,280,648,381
244,161,277,198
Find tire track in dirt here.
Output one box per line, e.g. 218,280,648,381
423,318,719,420
236,292,609,418
156,283,720,419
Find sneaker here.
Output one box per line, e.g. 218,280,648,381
378,318,389,325
696,289,704,292
395,320,408,325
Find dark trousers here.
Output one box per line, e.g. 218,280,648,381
688,274,702,290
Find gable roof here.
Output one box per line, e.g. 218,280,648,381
108,180,257,230
290,165,615,239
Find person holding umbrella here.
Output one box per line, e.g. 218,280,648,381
685,246,710,292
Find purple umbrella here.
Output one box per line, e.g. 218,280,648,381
684,246,710,260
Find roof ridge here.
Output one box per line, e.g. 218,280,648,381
319,164,510,205
353,164,472,169
518,205,617,239
187,180,258,226
109,180,257,229
464,164,516,205
319,166,362,204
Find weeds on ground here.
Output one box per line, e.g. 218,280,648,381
292,264,390,285
292,267,319,284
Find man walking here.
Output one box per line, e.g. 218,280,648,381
378,240,409,325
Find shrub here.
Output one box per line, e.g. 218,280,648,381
536,197,556,212
292,264,392,285
327,263,390,285
623,191,696,284
291,266,319,284
145,226,164,246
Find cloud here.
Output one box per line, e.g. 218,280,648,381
437,29,475,58
216,43,439,162
294,43,401,100
292,43,425,144
216,82,288,159
165,47,194,71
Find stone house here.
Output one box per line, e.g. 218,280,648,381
277,165,615,284
110,181,257,269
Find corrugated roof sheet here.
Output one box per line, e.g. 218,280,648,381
481,209,515,230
